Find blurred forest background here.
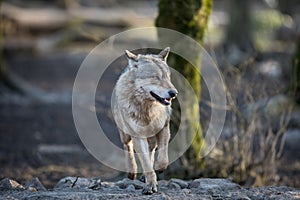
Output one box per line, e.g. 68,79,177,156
0,0,300,188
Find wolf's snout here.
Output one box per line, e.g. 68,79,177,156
168,90,178,98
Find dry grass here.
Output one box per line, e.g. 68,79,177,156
200,56,293,186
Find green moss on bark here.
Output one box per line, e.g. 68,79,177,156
156,0,211,44
156,0,212,176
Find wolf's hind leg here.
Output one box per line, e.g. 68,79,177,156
119,131,137,179
124,140,137,180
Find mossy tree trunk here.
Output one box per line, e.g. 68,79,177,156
156,0,212,177
289,37,300,104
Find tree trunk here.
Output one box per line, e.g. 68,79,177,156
0,1,47,102
278,0,299,16
156,0,212,177
223,0,255,66
289,37,300,104
225,0,254,52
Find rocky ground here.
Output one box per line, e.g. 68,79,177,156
1,0,300,196
1,177,300,200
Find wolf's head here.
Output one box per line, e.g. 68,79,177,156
125,47,178,106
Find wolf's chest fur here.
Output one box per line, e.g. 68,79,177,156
114,72,171,138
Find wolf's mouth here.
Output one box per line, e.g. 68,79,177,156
150,91,173,106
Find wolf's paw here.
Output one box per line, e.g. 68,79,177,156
156,169,165,174
142,182,157,195
127,173,136,180
154,160,168,172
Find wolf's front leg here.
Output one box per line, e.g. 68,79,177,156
132,137,157,195
155,123,170,172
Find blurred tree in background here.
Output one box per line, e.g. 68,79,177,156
0,1,56,102
225,0,254,54
289,37,300,104
156,0,212,178
277,0,300,104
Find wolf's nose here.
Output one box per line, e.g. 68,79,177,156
168,90,178,98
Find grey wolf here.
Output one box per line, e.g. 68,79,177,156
113,47,177,194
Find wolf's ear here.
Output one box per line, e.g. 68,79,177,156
125,50,138,62
159,47,170,61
